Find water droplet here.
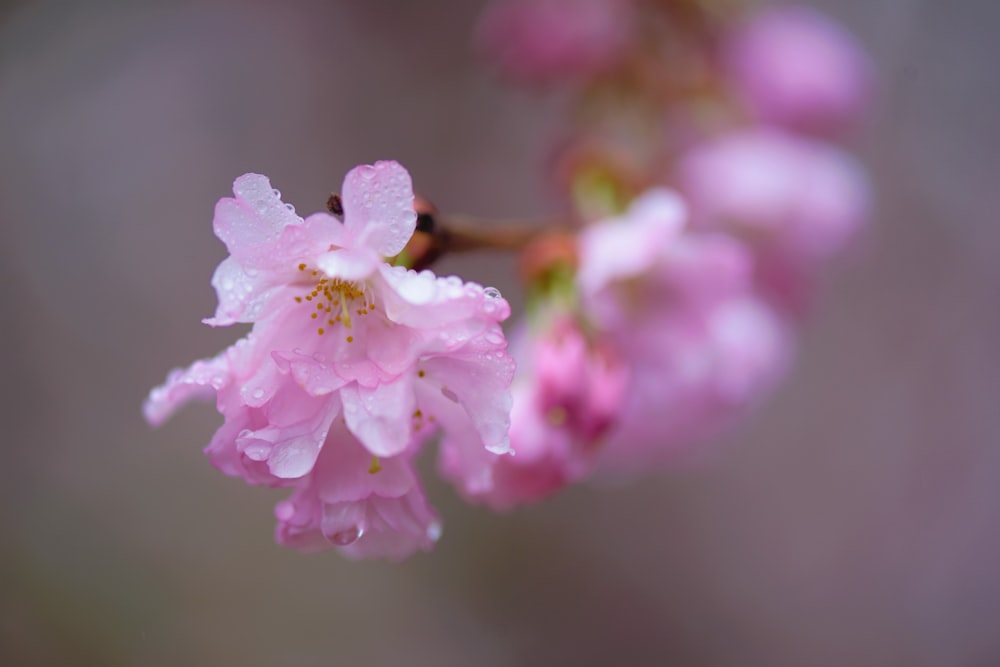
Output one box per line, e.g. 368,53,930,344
252,388,265,400
484,286,502,299
485,331,504,346
331,526,361,546
272,188,281,198
426,520,443,542
285,203,296,213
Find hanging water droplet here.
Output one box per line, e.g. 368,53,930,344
484,286,502,299
426,520,443,542
330,526,362,546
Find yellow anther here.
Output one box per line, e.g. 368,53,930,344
546,406,568,426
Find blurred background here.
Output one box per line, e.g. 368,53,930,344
1,1,999,665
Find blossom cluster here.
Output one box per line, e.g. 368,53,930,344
145,0,871,558
466,0,871,505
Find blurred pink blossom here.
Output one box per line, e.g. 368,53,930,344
145,162,515,559
451,316,628,509
577,189,790,473
724,5,872,136
476,0,633,84
676,128,870,313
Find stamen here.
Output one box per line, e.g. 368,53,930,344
546,406,568,426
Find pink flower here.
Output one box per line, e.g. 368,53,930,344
145,162,515,559
273,427,441,561
577,189,790,473
724,6,872,136
676,128,870,313
476,0,633,84
447,317,627,510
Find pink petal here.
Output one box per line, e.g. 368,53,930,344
314,247,379,282
143,352,230,426
377,266,511,329
203,256,279,326
341,161,416,257
577,188,686,295
313,436,415,504
213,174,301,258
341,380,416,458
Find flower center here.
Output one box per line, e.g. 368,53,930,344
293,264,374,339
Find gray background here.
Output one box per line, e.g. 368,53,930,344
1,1,998,665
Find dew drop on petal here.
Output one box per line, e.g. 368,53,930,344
484,286,502,299
330,526,362,546
427,520,443,542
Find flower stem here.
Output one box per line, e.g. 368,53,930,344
404,211,568,271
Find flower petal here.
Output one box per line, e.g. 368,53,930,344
377,266,511,329
341,161,416,257
143,352,230,426
577,188,686,295
341,380,416,458
214,174,301,262
315,247,379,282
